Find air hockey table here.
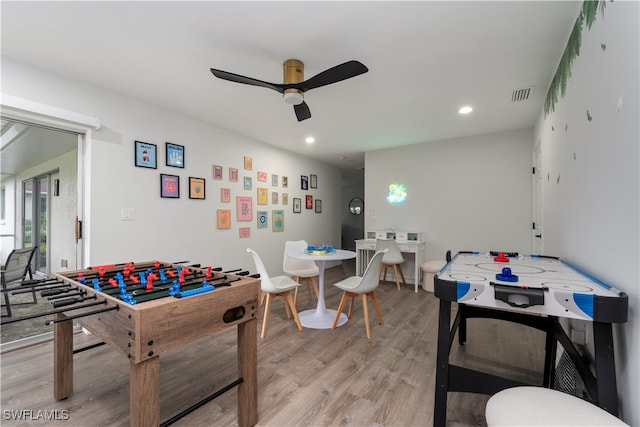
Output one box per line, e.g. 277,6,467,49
433,251,628,426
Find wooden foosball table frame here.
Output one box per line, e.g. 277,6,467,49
53,261,260,427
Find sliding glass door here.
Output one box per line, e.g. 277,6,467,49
22,174,50,276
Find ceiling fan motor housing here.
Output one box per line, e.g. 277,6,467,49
283,59,304,105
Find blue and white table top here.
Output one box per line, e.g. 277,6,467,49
435,251,628,323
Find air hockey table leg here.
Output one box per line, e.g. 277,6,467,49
130,356,160,427
433,298,452,427
593,321,618,416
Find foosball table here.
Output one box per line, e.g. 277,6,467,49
51,260,260,427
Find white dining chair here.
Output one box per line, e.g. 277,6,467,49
247,248,303,339
376,238,406,290
331,250,386,339
283,240,319,305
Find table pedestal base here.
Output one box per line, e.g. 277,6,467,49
299,309,347,329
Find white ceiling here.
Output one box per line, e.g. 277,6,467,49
0,1,581,170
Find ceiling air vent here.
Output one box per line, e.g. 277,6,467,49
511,86,534,102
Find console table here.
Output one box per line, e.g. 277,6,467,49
355,239,425,292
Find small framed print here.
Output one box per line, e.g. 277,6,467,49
306,195,313,209
244,156,252,170
257,211,268,229
213,165,223,180
315,199,322,213
244,176,252,190
293,198,301,213
282,176,288,188
272,210,284,232
239,227,251,238
135,141,157,169
221,188,231,203
282,193,289,205
166,143,184,168
271,174,278,186
301,175,308,190
217,209,231,229
229,167,238,182
272,191,278,204
160,174,180,198
236,196,252,221
257,187,268,205
189,177,206,199
257,171,267,182
310,174,317,189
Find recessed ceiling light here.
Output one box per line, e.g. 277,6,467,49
305,136,315,144
459,106,473,114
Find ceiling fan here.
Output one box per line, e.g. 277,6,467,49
210,59,368,122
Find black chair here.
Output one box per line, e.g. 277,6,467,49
1,246,39,318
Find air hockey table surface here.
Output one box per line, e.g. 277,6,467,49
434,251,628,323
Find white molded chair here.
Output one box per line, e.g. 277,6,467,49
247,249,303,339
485,386,628,426
331,250,387,339
283,240,319,305
376,238,406,290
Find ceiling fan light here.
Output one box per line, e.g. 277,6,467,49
283,91,304,105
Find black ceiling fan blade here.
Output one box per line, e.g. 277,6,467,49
210,68,285,93
298,60,368,92
294,102,311,122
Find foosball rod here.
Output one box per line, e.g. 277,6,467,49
0,300,109,325
45,305,119,325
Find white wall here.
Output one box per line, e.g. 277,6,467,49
535,1,639,424
1,56,341,275
365,128,533,261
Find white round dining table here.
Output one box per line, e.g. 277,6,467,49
286,249,356,329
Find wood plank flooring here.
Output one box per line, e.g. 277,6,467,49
1,261,545,426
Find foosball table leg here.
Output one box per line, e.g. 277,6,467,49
130,356,160,427
237,318,258,427
54,313,73,401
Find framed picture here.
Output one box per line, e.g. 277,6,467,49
160,174,180,198
282,176,288,188
293,198,301,213
239,227,251,238
229,167,238,182
217,209,231,229
244,156,252,170
301,175,308,190
272,191,278,204
236,196,252,221
244,176,252,190
257,187,268,205
257,211,268,228
166,142,184,168
282,193,289,205
135,141,157,169
315,199,322,213
221,188,231,203
271,174,278,186
257,171,267,182
213,165,223,180
306,195,313,209
189,177,206,199
310,174,317,189
272,210,284,232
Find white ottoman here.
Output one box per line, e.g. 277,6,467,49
485,386,628,426
421,260,445,292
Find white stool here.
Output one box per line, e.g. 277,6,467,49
421,260,445,292
485,386,628,426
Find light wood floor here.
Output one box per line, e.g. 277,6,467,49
1,261,545,426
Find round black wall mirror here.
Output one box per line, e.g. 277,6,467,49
349,197,364,215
